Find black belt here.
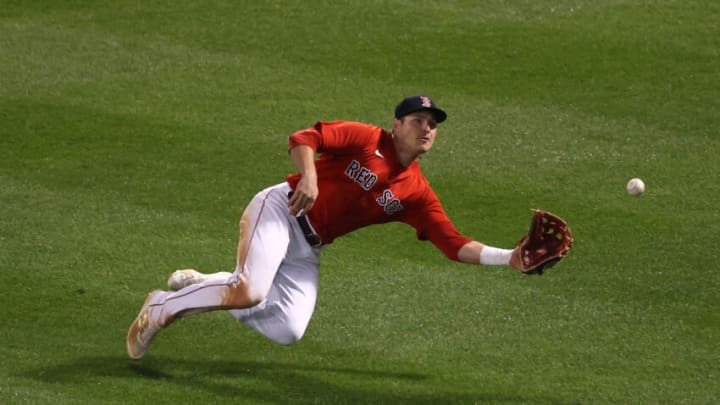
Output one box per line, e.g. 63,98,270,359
288,191,323,248
296,215,323,248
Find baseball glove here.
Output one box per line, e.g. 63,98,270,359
516,209,573,275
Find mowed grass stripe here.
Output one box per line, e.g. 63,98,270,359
4,2,717,136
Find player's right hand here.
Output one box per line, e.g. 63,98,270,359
289,175,318,216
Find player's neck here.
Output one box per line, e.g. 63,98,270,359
393,144,421,167
390,129,422,167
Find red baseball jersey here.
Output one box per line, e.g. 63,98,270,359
287,120,472,260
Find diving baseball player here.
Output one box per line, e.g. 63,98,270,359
126,95,572,359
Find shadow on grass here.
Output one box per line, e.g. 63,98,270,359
23,356,572,405
20,355,564,404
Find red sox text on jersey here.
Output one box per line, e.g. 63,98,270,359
344,159,404,216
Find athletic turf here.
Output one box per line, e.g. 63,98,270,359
1,1,718,403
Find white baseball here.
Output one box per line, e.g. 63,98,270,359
626,178,645,196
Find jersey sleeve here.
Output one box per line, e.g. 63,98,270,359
289,121,379,154
403,186,472,261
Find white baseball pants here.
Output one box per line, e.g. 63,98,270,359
148,182,322,344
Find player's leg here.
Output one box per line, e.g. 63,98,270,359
126,183,292,359
229,223,321,345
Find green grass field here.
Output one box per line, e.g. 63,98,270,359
1,1,719,403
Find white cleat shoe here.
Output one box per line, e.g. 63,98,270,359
126,290,164,360
167,269,204,291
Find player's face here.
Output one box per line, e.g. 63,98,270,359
393,111,438,156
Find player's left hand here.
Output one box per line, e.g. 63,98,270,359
513,209,574,275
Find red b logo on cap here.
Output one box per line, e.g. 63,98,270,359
420,96,432,108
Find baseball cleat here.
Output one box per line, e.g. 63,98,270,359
167,269,204,291
126,290,163,360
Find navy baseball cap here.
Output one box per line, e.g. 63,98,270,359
394,95,447,123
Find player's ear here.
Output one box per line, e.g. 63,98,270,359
392,117,402,132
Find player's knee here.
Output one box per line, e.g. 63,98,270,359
270,316,308,345
268,306,308,345
222,277,266,308
246,290,266,307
